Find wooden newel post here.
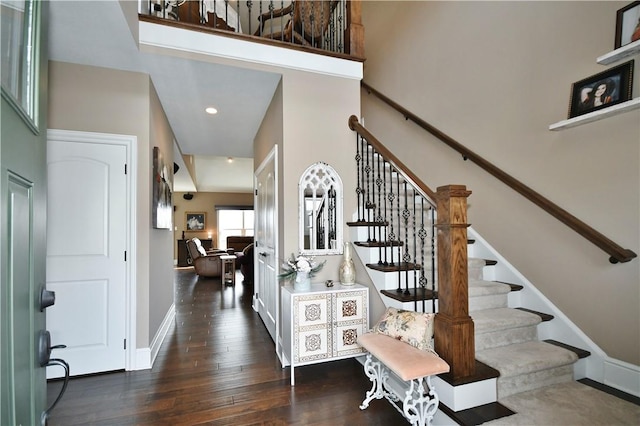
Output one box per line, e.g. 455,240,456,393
434,184,475,380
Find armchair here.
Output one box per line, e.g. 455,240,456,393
186,238,225,278
239,243,254,284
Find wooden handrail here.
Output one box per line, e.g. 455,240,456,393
348,115,437,201
361,81,637,264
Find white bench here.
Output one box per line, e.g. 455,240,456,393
357,333,450,426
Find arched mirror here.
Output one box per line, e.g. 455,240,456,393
299,162,343,255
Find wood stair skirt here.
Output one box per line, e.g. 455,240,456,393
349,223,592,422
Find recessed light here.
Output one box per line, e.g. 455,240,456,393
205,107,218,115
227,157,233,163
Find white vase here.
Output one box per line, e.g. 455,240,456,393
294,271,311,291
339,242,356,285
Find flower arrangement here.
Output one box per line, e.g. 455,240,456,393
278,253,326,281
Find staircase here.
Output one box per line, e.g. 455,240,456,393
351,224,591,420
467,262,588,400
346,116,592,421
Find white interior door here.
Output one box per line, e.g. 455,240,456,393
254,146,278,342
46,134,128,377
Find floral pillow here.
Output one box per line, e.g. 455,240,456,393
372,307,436,354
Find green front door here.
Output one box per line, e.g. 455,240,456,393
1,0,48,424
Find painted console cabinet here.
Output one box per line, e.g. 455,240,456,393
280,283,369,385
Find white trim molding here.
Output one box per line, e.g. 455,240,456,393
135,303,176,371
148,303,176,369
138,21,363,80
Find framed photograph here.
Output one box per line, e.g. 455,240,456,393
568,60,634,118
185,212,206,231
615,1,640,49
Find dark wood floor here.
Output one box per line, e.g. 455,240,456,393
47,268,406,425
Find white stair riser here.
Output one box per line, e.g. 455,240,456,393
498,364,574,399
379,296,438,314
475,325,538,351
469,293,509,312
367,268,422,292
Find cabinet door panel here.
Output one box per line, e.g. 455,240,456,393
295,294,330,327
335,322,367,357
293,293,332,362
334,290,367,323
295,328,332,362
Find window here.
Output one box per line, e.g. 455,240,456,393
217,208,254,249
1,0,39,131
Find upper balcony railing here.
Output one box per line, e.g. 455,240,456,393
142,0,364,59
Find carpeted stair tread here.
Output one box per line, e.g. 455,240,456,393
468,280,512,297
476,341,578,379
472,308,542,334
484,381,640,425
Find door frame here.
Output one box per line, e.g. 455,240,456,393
253,144,279,354
46,129,138,371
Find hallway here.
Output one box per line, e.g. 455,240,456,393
46,268,405,425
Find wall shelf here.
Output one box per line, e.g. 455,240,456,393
597,40,640,65
549,97,640,130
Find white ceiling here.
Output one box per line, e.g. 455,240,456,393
48,0,281,192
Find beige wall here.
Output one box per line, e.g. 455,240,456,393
278,69,362,285
48,61,175,349
254,79,283,171
173,191,253,255
362,1,639,364
148,80,176,339
251,70,388,322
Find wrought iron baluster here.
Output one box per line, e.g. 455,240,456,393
371,148,378,244
402,181,410,296
430,207,436,313
382,159,389,266
376,153,383,264
338,0,344,53
365,142,372,242
388,166,396,268
418,197,427,313
396,171,402,293
412,187,418,311
247,1,253,34
355,134,363,222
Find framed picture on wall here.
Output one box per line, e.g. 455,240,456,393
152,147,172,229
185,212,206,231
568,60,634,118
615,1,640,49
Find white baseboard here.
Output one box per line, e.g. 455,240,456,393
132,303,176,370
603,358,640,397
135,348,152,370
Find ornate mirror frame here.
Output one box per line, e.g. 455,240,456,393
299,162,343,255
